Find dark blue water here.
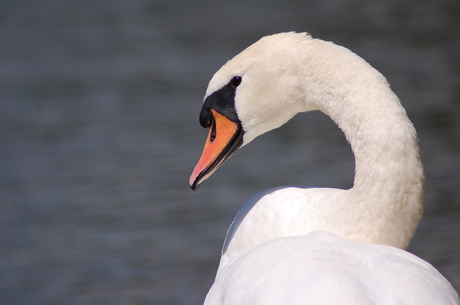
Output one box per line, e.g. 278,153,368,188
1,0,459,304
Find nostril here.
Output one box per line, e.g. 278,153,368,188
210,120,216,142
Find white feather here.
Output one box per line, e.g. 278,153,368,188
206,232,458,305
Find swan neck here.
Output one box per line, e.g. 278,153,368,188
298,42,425,248
326,86,424,248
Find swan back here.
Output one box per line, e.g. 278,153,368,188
205,232,459,305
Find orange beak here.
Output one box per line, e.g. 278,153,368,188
190,109,243,192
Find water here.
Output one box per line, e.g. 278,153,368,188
1,0,459,304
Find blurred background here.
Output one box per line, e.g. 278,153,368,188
1,0,459,304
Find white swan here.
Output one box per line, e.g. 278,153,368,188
189,32,459,304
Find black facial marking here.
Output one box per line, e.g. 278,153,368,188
199,76,242,128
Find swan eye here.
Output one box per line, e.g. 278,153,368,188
231,76,242,88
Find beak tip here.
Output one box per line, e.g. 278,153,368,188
191,185,200,193
189,176,201,193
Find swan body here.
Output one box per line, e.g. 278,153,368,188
206,232,458,305
189,32,459,304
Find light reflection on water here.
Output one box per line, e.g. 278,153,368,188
1,1,459,304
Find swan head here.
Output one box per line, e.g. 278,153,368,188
190,32,315,191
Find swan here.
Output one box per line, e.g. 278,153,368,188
189,32,459,304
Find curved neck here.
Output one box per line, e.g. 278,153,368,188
338,91,424,248
299,42,425,248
